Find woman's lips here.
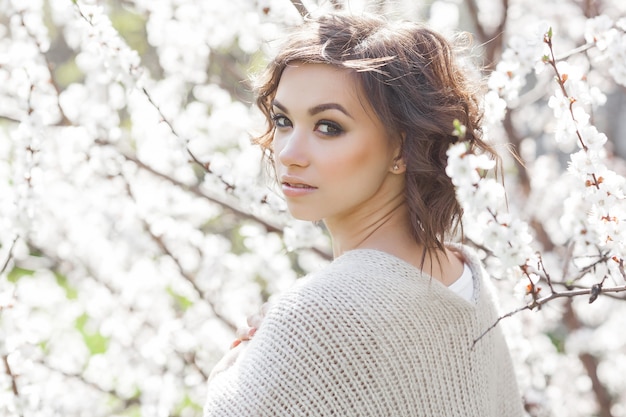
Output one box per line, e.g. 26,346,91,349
281,180,317,197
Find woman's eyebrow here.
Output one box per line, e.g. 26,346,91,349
272,100,354,119
271,99,288,113
309,103,353,119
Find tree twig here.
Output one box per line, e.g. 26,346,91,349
472,304,531,348
139,87,237,192
289,0,309,18
33,357,141,411
473,283,626,347
112,142,283,234
25,240,216,391
555,42,595,61
99,140,332,260
1,236,19,275
0,115,22,124
121,173,238,331
544,31,588,151
17,10,71,126
2,354,19,397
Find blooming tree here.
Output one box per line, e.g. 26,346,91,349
0,0,625,416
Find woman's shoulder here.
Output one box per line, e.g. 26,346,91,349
281,249,418,297
268,246,488,320
259,250,402,327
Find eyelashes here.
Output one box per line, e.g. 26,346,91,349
270,114,292,128
315,120,343,136
270,113,344,137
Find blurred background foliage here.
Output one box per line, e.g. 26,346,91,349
1,0,626,416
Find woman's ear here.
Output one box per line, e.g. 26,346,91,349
390,132,406,174
390,156,406,174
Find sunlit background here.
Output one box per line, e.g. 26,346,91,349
1,0,626,416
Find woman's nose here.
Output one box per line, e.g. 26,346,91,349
275,129,309,168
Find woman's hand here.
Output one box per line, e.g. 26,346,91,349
207,303,270,382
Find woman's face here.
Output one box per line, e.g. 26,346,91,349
271,63,403,223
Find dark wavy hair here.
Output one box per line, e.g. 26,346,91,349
253,13,495,256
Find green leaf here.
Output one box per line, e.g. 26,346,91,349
173,394,203,415
167,287,194,311
117,404,141,417
452,119,467,139
7,266,34,283
75,313,109,355
110,9,148,55
54,58,84,88
546,329,566,353
54,272,78,300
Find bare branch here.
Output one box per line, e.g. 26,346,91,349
112,142,283,235
619,258,626,281
2,354,19,397
182,351,209,380
0,115,22,124
289,0,309,18
99,140,332,261
17,10,72,126
139,87,237,192
24,242,215,391
36,353,206,414
555,42,595,61
472,304,531,348
544,32,588,151
566,283,626,301
33,358,141,412
1,236,19,275
146,226,237,332
121,172,238,331
530,284,626,308
568,253,611,284
474,283,626,346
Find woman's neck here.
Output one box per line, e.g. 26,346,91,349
325,196,414,258
324,199,463,285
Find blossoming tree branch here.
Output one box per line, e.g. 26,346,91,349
450,26,626,339
1,1,625,417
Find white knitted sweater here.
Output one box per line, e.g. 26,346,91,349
204,245,525,416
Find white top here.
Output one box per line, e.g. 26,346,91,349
204,244,524,417
448,262,475,302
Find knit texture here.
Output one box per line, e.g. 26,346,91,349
204,245,525,416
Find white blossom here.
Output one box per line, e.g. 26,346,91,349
2,1,626,416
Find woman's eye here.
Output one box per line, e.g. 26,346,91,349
316,121,343,136
271,114,291,128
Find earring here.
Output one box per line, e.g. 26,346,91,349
393,163,399,171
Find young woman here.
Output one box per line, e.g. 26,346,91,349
204,13,525,416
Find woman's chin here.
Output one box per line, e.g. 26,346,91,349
287,209,323,223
